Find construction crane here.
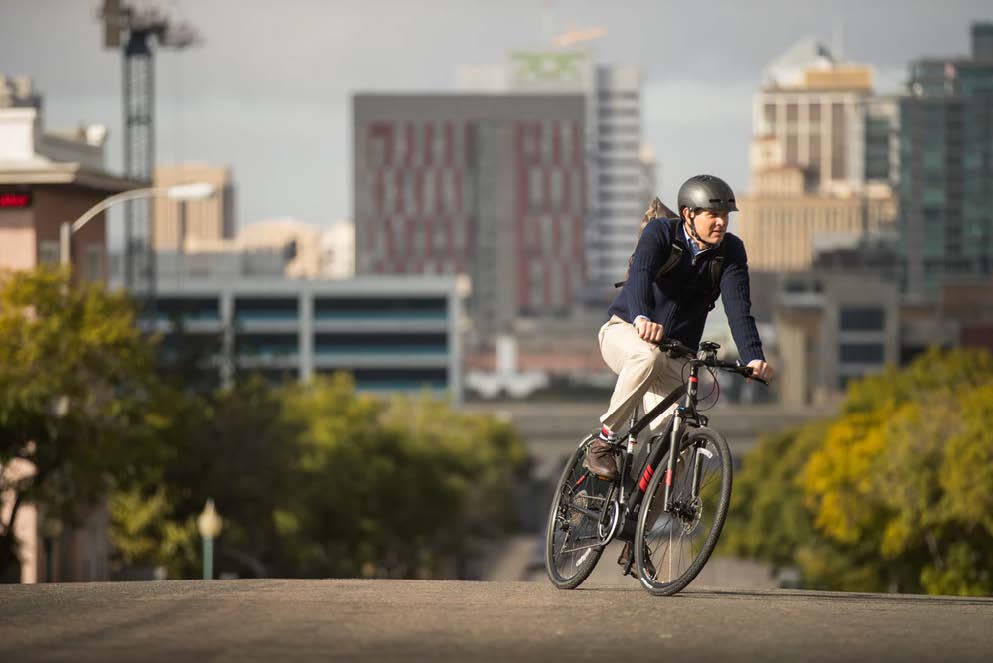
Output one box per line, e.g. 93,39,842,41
99,0,198,293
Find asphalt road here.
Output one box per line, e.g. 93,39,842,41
2,579,992,662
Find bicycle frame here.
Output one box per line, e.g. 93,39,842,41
614,356,712,533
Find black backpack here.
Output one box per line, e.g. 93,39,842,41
614,216,726,298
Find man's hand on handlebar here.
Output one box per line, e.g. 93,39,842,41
747,359,775,383
634,317,665,343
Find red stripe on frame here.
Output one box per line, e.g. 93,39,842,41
638,465,654,492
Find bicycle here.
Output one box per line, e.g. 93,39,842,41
544,338,768,596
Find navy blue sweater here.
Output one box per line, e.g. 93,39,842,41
607,217,765,363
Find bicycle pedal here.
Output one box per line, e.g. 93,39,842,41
621,558,635,577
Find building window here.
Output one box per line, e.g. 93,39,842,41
441,170,456,213
598,141,639,153
402,172,416,212
839,306,885,331
235,297,298,322
422,170,437,214
763,103,776,132
529,168,544,210
840,343,885,363
831,103,847,180
541,122,555,162
550,170,564,208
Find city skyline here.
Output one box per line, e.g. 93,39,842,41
1,0,990,235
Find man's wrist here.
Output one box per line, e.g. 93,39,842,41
634,315,649,325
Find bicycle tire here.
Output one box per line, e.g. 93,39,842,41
634,426,732,596
544,435,610,589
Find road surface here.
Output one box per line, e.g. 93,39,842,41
2,579,991,662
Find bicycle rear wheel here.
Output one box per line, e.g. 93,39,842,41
545,435,612,589
634,427,732,596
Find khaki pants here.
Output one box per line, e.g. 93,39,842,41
598,315,686,436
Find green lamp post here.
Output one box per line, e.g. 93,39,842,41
196,498,223,580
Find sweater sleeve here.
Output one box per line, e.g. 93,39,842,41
626,219,669,320
720,238,765,363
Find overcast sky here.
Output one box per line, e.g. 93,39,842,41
1,0,990,232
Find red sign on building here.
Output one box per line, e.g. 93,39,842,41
0,192,32,209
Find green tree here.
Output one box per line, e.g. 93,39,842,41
277,374,528,578
0,269,160,579
722,348,993,595
109,375,303,579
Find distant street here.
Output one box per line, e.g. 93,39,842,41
2,579,991,662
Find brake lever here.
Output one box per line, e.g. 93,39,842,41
736,361,770,386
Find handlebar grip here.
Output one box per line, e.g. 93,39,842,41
740,365,770,385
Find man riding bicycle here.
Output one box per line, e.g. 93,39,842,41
586,174,775,489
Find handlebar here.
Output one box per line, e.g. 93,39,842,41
657,339,770,385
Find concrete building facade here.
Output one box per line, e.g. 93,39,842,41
152,162,235,251
742,43,900,274
738,167,897,272
0,80,140,279
137,254,463,403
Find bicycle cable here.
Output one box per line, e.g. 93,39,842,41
678,356,721,413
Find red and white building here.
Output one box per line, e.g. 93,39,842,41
353,94,587,343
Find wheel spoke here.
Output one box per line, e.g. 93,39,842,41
636,434,730,593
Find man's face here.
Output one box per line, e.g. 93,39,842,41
685,209,730,245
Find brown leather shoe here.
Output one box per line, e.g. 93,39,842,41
584,438,619,481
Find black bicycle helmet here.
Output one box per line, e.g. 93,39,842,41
676,175,738,213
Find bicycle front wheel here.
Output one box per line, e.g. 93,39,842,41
544,435,612,589
634,427,732,596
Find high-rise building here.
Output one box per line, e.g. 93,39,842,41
753,39,880,196
899,23,993,295
740,41,899,273
152,163,235,251
353,93,587,341
458,50,653,295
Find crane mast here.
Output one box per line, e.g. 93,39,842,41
100,0,198,294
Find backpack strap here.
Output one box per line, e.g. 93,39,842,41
614,218,682,288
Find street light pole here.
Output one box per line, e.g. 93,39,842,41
59,182,217,272
197,498,223,580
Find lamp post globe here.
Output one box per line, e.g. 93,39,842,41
197,498,223,580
